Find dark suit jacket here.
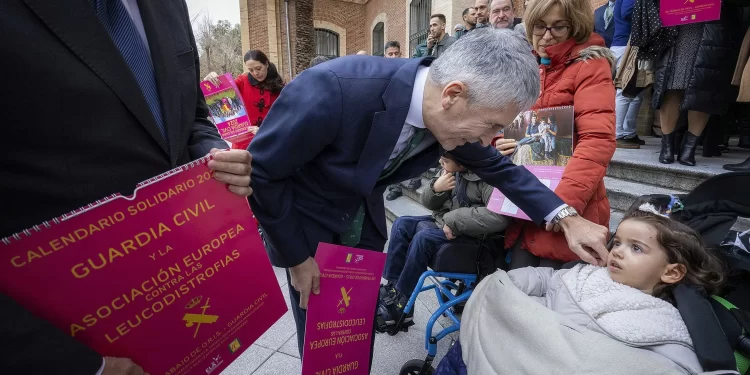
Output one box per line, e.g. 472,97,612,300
594,3,616,48
0,0,226,373
249,56,564,269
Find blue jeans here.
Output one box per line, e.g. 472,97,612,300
612,46,644,139
383,215,450,296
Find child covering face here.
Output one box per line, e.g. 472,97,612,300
507,205,726,374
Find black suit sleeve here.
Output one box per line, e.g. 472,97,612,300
0,293,102,375
181,0,228,159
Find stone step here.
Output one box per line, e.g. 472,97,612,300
607,137,750,191
383,189,431,224
603,176,687,212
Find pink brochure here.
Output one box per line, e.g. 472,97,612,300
302,243,387,375
488,166,564,220
488,106,573,220
201,73,252,145
0,154,286,375
660,0,721,27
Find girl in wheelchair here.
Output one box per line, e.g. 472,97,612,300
440,205,727,375
377,153,509,330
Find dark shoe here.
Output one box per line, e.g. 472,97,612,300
405,178,422,190
379,281,397,303
659,132,676,164
723,157,750,172
678,132,699,166
386,189,402,201
616,138,641,149
377,292,413,327
632,135,647,145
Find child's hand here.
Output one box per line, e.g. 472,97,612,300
443,225,456,240
249,126,260,135
433,171,456,193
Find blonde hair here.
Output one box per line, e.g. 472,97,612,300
524,0,593,44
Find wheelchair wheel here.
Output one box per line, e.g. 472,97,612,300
399,359,434,375
439,280,466,314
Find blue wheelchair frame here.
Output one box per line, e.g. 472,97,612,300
397,270,477,373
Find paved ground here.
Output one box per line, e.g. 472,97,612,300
220,225,456,375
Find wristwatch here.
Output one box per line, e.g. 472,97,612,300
551,205,578,225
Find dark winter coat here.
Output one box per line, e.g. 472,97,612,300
652,5,744,115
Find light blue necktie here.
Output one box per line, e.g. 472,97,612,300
604,1,614,30
93,0,167,142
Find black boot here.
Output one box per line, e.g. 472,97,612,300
678,132,700,166
723,157,750,172
659,132,676,164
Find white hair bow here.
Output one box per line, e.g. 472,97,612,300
638,203,669,217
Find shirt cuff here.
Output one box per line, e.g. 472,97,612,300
544,204,568,223
95,358,105,375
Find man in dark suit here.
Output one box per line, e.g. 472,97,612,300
594,0,616,48
249,29,610,360
0,0,252,374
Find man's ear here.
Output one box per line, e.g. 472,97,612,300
661,263,687,285
440,81,468,109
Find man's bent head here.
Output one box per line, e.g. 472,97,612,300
422,29,540,151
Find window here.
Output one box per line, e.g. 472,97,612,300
315,28,340,59
409,0,431,56
372,22,384,56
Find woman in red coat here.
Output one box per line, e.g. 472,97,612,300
204,50,285,149
497,0,616,267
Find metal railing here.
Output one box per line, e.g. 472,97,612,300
372,22,384,56
408,0,431,56
315,28,340,58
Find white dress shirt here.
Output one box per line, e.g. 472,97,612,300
390,66,566,223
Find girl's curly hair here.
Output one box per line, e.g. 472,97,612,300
622,209,727,303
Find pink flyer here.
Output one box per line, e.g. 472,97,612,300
487,166,564,220
660,0,721,27
302,243,386,375
200,73,252,145
0,155,287,375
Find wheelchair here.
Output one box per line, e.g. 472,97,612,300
382,226,502,375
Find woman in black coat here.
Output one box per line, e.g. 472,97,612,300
653,4,744,166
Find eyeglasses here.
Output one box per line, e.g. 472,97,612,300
532,24,570,37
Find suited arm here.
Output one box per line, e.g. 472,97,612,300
1,293,102,374
249,68,342,267
621,0,636,21
449,145,564,225
182,2,228,159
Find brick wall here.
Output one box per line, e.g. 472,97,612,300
315,0,367,55
365,0,407,55
242,0,617,80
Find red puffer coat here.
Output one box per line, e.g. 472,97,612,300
504,34,616,262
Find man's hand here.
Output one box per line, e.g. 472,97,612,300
207,149,252,197
550,216,609,266
433,171,456,193
289,257,321,309
427,34,436,48
102,357,149,375
495,138,518,156
203,72,220,87
443,225,455,240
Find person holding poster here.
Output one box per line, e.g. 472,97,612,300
249,28,611,363
0,0,253,374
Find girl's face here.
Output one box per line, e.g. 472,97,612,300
531,4,572,58
607,219,686,294
245,59,269,82
439,157,465,173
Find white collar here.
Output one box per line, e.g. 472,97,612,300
405,66,429,129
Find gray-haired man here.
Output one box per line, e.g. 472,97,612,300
250,28,611,361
